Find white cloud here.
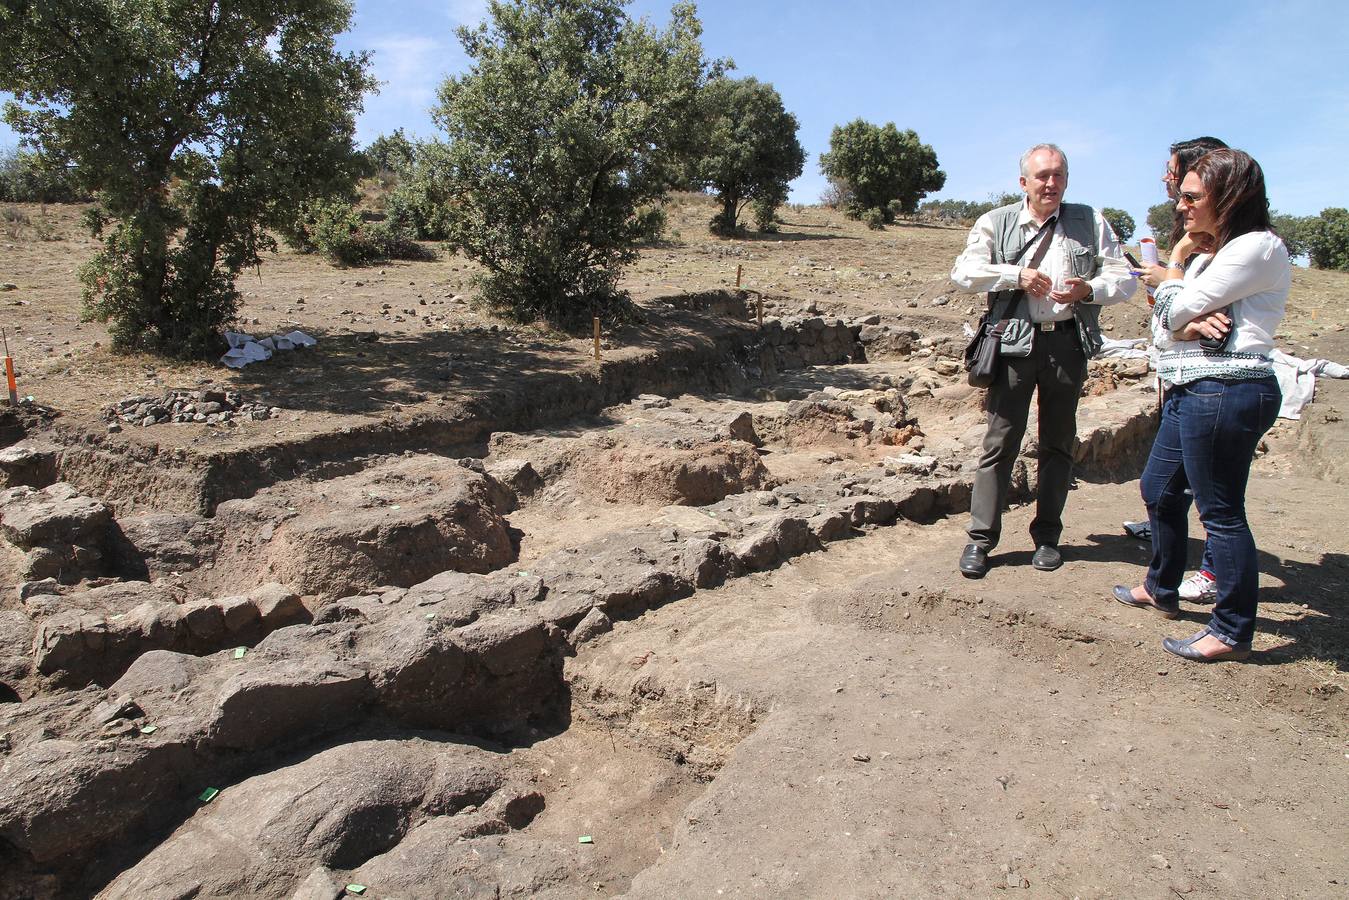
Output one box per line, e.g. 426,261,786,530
369,34,450,105
353,33,463,143
446,0,489,26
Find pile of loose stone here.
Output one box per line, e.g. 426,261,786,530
103,388,281,431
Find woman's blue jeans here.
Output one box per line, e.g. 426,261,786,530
1140,376,1280,645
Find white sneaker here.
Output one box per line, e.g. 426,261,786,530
1179,571,1217,602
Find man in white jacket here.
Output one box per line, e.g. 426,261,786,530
950,144,1136,578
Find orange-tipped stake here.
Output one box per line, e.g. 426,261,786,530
1,328,14,406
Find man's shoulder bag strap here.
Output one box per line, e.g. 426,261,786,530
989,215,1057,324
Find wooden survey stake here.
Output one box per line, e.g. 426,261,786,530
592,317,601,361
735,264,742,288
756,292,763,327
1,328,16,406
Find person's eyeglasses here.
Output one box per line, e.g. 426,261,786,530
1178,191,1203,204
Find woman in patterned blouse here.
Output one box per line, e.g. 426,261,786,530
1113,149,1289,662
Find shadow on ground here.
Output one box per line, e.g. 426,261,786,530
1074,531,1349,669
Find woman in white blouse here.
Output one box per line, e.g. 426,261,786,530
1113,149,1289,662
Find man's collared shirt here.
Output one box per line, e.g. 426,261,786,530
949,200,1136,321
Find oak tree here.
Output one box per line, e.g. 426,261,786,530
0,0,374,356
818,120,944,227
695,76,804,235
433,0,715,326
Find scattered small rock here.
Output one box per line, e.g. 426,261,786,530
102,388,280,429
933,359,960,376
884,453,937,475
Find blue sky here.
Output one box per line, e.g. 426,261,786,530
6,0,1347,231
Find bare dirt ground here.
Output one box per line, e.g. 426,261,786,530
2,194,1344,434
597,472,1349,898
0,193,1346,898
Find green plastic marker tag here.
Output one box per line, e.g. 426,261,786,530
578,835,593,844
233,647,247,659
425,612,436,619
345,886,367,896
390,504,401,510
198,787,219,803
517,571,531,577
139,724,158,735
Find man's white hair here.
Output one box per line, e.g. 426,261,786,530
1020,143,1069,177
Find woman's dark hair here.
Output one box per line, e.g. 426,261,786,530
1190,148,1272,250
1171,136,1228,181
1169,136,1228,246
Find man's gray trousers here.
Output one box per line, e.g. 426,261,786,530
967,326,1087,551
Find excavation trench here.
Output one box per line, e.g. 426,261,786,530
0,296,1171,898
0,602,763,898
44,295,866,518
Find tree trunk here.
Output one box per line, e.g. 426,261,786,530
721,194,738,231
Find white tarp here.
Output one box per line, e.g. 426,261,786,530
1271,349,1349,420
220,330,317,369
1091,336,1346,421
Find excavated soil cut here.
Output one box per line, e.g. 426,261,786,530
0,282,1344,898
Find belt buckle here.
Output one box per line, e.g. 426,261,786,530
1038,321,1056,331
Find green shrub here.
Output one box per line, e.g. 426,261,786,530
0,148,89,203
81,215,242,357
692,76,804,234
382,140,455,240
633,206,667,244
819,120,945,224
1306,208,1349,271
860,207,886,230
752,194,781,232
917,192,1020,225
365,220,435,263
307,198,363,262
1101,207,1135,243
1271,211,1313,260
297,197,434,266
1146,201,1175,250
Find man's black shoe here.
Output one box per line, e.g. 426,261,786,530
958,543,989,578
1031,544,1063,571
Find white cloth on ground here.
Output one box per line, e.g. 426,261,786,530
220,330,317,369
1270,349,1349,419
1096,337,1152,360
